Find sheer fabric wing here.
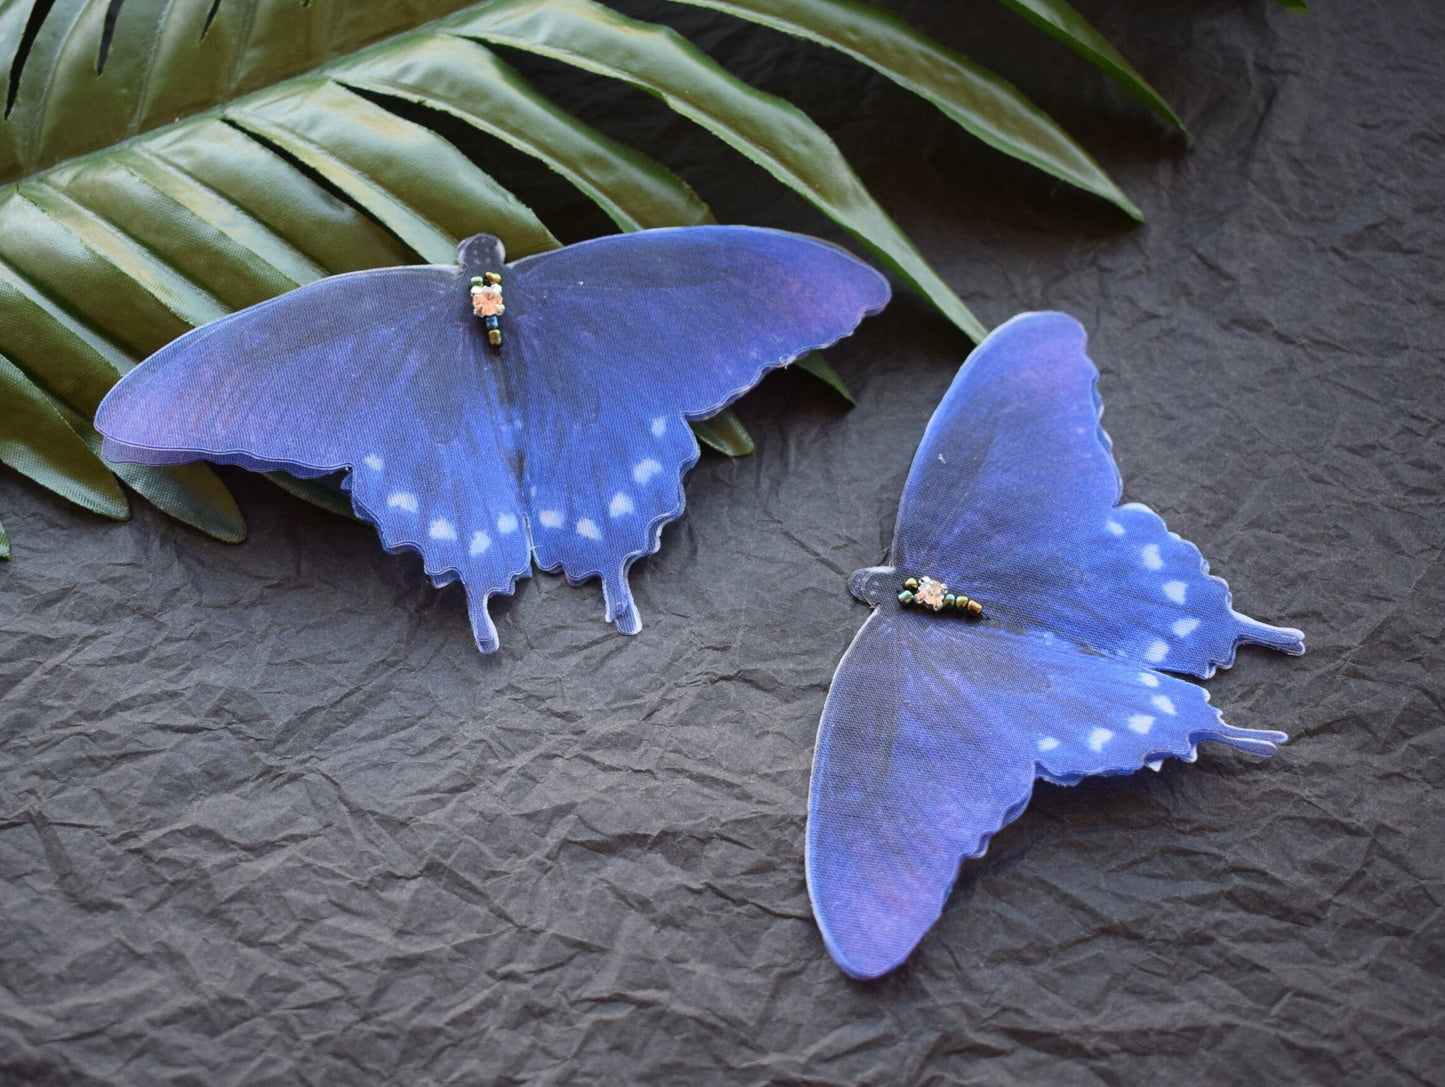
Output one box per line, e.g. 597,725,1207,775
94,266,530,651
888,312,1303,677
503,227,889,634
806,610,1286,979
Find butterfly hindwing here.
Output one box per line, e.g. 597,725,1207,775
96,263,531,651
889,312,1303,678
807,610,1287,979
502,227,890,634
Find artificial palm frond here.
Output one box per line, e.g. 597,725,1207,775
0,0,1196,553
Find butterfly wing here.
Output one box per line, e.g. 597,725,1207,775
501,227,889,634
886,312,1304,677
94,259,531,651
807,610,1286,979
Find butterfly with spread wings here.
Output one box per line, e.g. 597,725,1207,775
96,227,889,653
807,312,1305,979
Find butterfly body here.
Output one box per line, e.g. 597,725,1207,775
96,226,889,653
896,575,984,616
469,271,506,347
808,312,1303,979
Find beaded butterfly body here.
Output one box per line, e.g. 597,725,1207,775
806,312,1304,978
96,227,889,653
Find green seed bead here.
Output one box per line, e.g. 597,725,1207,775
897,590,914,605
903,577,920,590
944,594,957,608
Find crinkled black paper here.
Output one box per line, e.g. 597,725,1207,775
2,2,1441,1083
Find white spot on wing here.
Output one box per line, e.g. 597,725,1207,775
633,458,663,485
1139,672,1160,687
429,518,457,541
1163,580,1188,604
577,517,602,541
1087,727,1114,753
1172,617,1200,637
651,417,667,438
364,454,384,471
1037,737,1060,752
387,492,418,513
1144,639,1169,663
1141,544,1164,570
1127,714,1155,734
497,513,519,534
609,492,635,518
1106,519,1125,536
469,531,491,556
1146,759,1164,772
1151,694,1177,715
539,509,563,529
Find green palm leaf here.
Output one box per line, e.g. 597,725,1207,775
0,352,127,519
991,0,1186,134
448,0,986,340
664,0,1142,218
0,0,1213,553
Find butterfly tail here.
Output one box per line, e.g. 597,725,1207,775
465,588,502,654
1210,721,1289,757
602,568,643,636
1231,609,1306,656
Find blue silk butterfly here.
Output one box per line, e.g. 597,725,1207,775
96,227,889,653
806,312,1304,978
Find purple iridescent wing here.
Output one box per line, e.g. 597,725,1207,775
96,253,530,651
503,227,889,635
807,611,1286,979
806,312,1303,976
888,311,1303,677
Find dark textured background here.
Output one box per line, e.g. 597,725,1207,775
2,1,1442,1083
